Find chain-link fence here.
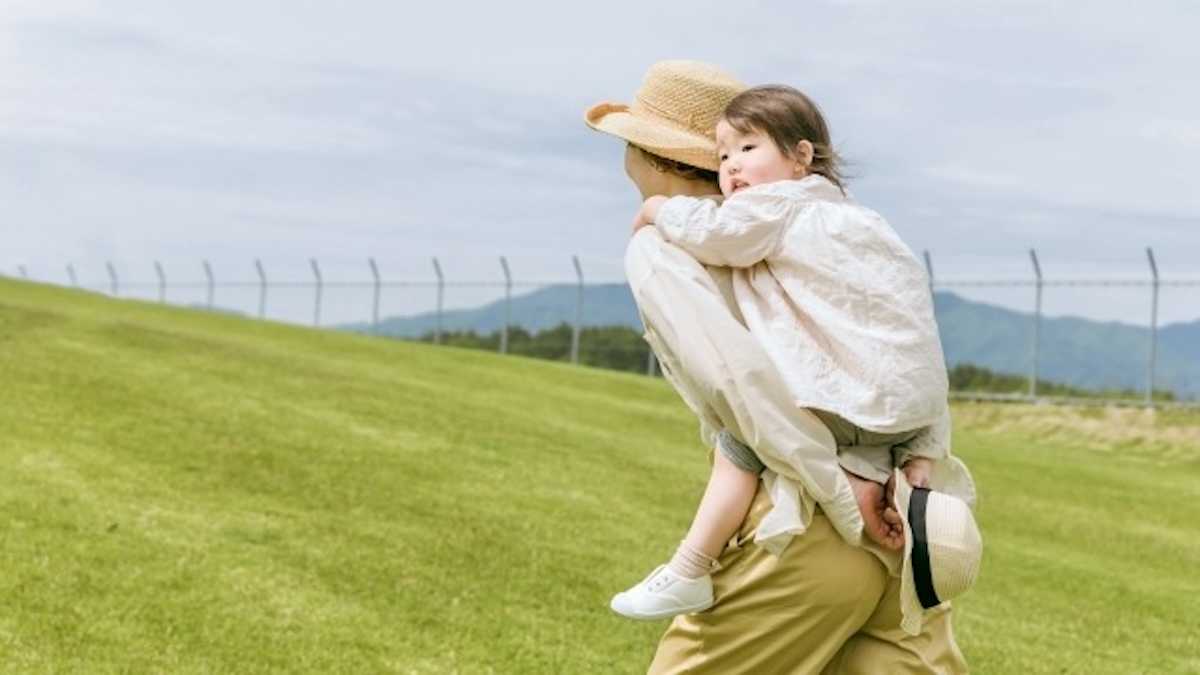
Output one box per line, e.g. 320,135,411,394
5,249,1199,408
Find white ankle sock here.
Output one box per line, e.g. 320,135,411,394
667,540,718,579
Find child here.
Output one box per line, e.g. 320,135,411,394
611,84,952,620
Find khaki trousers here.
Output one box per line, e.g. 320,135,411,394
648,484,966,674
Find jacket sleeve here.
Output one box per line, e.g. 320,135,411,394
655,191,791,267
892,405,952,467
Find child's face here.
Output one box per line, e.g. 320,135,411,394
715,119,805,197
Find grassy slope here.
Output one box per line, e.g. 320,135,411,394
949,403,1200,674
1,278,1197,674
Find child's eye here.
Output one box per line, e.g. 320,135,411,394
742,144,756,152
718,152,729,162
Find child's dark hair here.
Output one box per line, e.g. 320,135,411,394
721,84,847,191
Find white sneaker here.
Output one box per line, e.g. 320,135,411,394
610,564,714,620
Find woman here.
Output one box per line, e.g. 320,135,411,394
584,60,972,673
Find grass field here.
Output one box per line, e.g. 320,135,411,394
1,277,1198,674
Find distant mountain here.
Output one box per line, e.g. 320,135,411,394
933,293,1200,398
340,284,642,337
338,284,1200,399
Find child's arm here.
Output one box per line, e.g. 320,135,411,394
631,196,670,233
640,190,791,267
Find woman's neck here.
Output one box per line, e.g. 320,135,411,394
652,174,721,199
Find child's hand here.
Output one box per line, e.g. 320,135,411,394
631,196,670,235
901,457,933,489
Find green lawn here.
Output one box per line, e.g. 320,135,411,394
1,278,1197,674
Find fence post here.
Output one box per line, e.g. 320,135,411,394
571,255,584,365
154,261,167,303
202,260,215,309
922,250,935,296
310,258,323,328
432,257,444,345
368,258,382,334
106,261,119,297
1028,249,1043,399
18,265,28,279
499,256,511,354
253,259,267,319
1146,247,1160,406
67,265,78,287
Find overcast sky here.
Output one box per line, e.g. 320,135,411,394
3,0,1198,325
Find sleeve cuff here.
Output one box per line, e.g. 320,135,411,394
837,446,892,484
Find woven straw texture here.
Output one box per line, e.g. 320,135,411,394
585,60,746,171
894,470,983,637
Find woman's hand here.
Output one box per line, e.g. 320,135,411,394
845,469,905,550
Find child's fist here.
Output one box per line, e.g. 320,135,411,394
901,457,933,489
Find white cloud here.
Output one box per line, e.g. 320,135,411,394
2,0,1199,326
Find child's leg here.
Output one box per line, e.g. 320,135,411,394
670,449,760,575
610,440,760,620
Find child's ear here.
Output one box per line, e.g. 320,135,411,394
795,140,815,168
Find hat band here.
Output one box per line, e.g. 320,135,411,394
909,487,942,609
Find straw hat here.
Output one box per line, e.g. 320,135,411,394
584,60,746,171
893,468,984,636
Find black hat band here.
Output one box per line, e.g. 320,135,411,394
909,486,942,610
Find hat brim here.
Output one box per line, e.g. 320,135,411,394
894,466,983,637
584,101,719,172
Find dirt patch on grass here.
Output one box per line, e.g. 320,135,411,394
951,400,1200,459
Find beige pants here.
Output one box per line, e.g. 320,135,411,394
648,483,966,674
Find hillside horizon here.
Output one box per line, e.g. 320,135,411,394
341,284,1200,399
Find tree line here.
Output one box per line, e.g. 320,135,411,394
414,323,1175,401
